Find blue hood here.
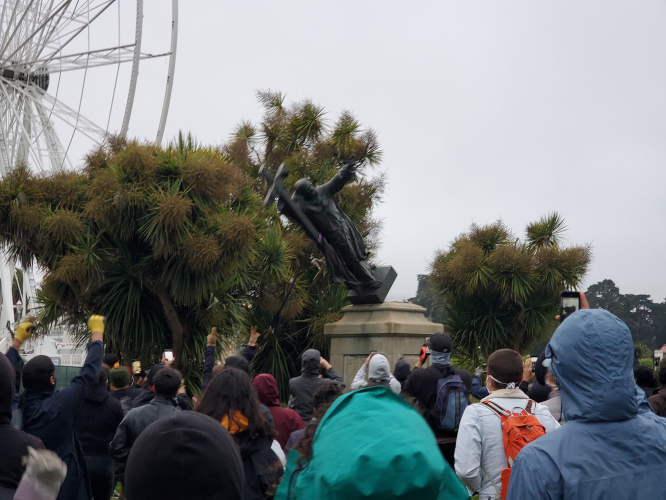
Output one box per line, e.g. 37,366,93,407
546,309,637,423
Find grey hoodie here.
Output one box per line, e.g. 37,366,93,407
351,354,401,394
288,349,345,423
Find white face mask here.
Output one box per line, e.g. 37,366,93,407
545,372,557,389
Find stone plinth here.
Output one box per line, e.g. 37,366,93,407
324,301,443,390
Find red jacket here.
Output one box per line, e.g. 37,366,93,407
253,374,304,449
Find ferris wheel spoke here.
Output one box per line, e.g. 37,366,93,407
0,82,45,169
39,0,115,66
0,0,37,61
4,79,106,143
1,0,71,64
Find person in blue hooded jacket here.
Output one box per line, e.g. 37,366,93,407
507,308,666,500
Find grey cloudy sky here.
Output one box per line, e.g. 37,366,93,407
72,1,666,303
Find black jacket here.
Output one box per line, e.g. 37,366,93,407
110,386,142,415
131,385,191,411
236,431,283,500
74,384,124,458
4,347,23,396
288,349,345,423
110,396,179,463
402,363,471,439
0,351,44,490
20,341,103,500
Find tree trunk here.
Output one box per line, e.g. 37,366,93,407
153,281,186,369
512,300,526,352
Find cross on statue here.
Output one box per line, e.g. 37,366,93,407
259,162,397,304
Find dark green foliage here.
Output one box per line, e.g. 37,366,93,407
409,275,448,324
429,213,591,365
586,279,666,350
0,93,384,401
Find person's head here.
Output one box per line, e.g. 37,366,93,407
109,366,132,390
103,353,119,369
153,368,182,399
146,364,165,388
658,363,666,387
125,412,245,500
634,365,656,388
22,355,55,391
294,178,316,200
224,356,251,376
546,309,637,423
0,352,15,424
429,333,452,354
486,349,523,392
252,374,280,407
136,369,147,387
301,348,321,374
393,359,411,386
196,368,274,438
368,354,391,385
312,382,344,419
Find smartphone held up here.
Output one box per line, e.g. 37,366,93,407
164,349,173,362
559,292,581,323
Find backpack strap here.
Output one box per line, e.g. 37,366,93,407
525,400,537,415
482,400,511,419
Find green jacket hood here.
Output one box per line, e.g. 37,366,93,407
277,386,468,500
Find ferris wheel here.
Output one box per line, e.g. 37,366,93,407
0,0,179,337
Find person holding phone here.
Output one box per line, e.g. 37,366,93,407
350,351,401,394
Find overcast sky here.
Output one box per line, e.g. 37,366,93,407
67,1,666,303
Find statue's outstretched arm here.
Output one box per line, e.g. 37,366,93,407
320,162,357,196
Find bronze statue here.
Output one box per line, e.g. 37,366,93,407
260,161,395,303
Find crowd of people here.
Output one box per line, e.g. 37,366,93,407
2,294,666,500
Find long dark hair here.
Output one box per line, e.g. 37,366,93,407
196,367,276,439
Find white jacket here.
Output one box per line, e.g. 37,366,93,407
454,388,560,499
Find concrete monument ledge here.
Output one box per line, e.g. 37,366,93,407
325,301,443,390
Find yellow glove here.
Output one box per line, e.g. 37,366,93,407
207,327,217,346
15,322,35,343
87,315,105,334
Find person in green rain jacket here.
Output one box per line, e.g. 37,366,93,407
275,385,469,500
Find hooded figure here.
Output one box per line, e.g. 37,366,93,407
20,341,103,500
350,354,401,394
393,359,411,388
0,352,44,493
253,374,304,450
275,386,469,500
125,411,245,500
288,349,344,423
507,310,666,500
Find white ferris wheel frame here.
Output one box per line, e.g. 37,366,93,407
0,0,178,338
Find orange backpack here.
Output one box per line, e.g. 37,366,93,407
482,400,546,500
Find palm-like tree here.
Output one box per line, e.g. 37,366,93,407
430,213,590,364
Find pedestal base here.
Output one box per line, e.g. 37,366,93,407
324,301,444,390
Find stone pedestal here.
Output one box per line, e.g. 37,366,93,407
324,301,443,390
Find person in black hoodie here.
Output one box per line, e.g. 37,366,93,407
20,315,105,500
196,368,282,500
74,368,123,500
288,349,344,423
0,351,45,497
125,412,245,500
108,367,142,415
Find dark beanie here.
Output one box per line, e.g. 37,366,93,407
394,359,411,384
225,356,251,376
103,353,119,367
430,333,452,353
0,352,15,424
109,366,132,388
22,355,55,391
487,349,523,386
126,412,245,500
146,365,165,386
534,351,547,386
